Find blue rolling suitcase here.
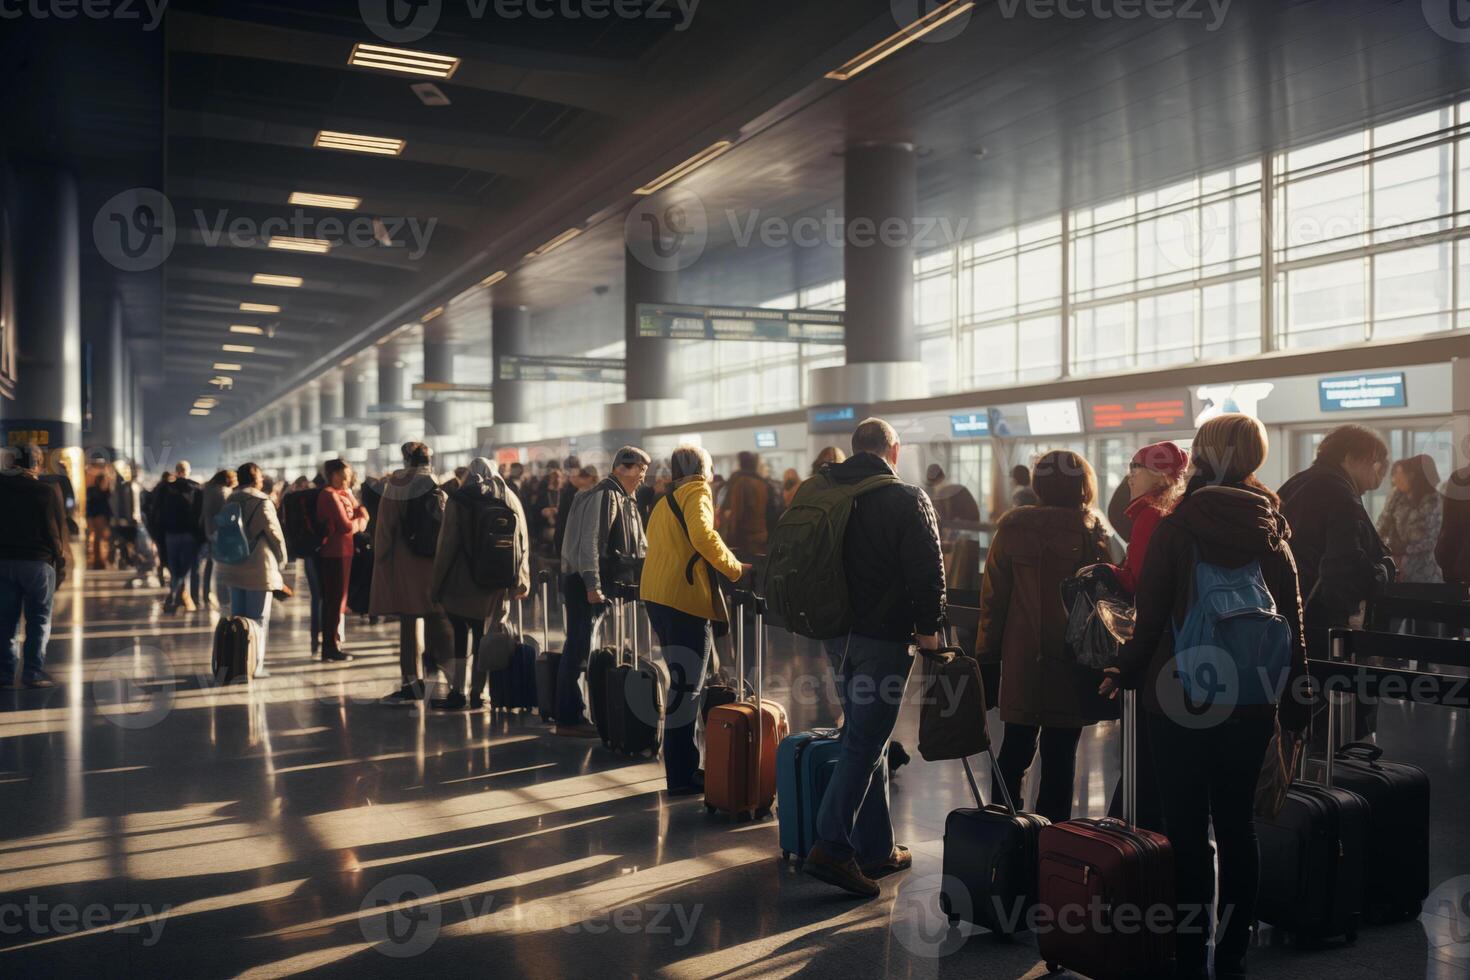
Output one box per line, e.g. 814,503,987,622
776,728,842,863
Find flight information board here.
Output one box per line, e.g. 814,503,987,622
1085,391,1192,431
1319,372,1407,411
495,355,626,384
637,303,845,344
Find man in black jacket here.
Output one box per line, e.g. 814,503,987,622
804,417,944,898
154,461,205,613
1278,424,1391,638
0,445,70,688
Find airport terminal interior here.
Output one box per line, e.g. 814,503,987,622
2,0,1470,977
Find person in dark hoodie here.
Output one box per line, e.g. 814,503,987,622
1103,413,1309,980
1279,424,1392,641
978,449,1115,824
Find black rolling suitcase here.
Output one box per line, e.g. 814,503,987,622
1256,681,1368,945
604,596,667,757
534,569,562,723
940,749,1050,936
1329,741,1429,923
586,610,618,744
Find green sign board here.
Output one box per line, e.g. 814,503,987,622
637,303,845,344
495,355,626,384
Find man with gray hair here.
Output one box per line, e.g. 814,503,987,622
804,417,945,897
555,445,651,736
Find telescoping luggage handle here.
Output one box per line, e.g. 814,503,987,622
729,588,766,779
537,568,554,651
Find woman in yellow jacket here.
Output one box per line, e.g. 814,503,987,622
643,444,750,795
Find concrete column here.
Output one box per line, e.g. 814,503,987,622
319,382,342,459
423,328,454,440
343,371,367,451
300,387,320,466
808,142,926,409
0,163,83,454
492,306,531,424
86,295,127,461
604,239,686,436
378,345,410,451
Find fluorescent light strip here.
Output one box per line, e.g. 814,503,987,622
221,344,255,354
238,302,280,314
825,0,975,81
421,306,444,323
229,325,265,336
189,409,211,416
480,270,507,288
268,236,332,254
348,43,461,79
526,227,582,258
633,141,734,195
314,130,405,155
288,192,361,210
252,273,303,288
213,362,243,371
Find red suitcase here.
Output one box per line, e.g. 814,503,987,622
1036,691,1175,979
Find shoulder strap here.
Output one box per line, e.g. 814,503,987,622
665,492,703,585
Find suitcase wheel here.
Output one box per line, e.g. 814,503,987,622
705,804,716,814
1045,963,1061,975
754,806,771,820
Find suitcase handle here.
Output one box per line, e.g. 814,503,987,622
1336,741,1383,763
960,750,1017,815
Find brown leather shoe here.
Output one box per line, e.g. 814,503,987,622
804,843,880,898
861,845,912,879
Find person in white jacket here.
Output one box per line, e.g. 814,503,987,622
213,462,288,677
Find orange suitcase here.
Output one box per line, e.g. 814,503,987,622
705,590,787,820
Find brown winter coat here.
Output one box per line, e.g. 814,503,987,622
369,466,446,617
976,505,1115,728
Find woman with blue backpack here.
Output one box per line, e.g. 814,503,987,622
213,462,288,677
1102,413,1310,980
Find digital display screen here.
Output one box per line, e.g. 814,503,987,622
949,412,990,438
638,303,845,344
754,430,778,449
811,406,855,424
1318,373,1407,412
1025,399,1083,436
1087,394,1190,431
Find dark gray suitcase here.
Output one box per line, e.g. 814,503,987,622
604,599,666,756
1330,742,1430,923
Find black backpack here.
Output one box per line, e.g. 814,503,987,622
161,482,197,534
282,488,327,561
463,487,521,590
403,487,443,558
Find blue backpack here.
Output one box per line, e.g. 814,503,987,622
212,500,258,566
1172,546,1292,708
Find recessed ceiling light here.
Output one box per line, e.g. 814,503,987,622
213,362,243,371
526,227,582,258
411,82,451,106
252,273,303,288
229,324,266,335
189,408,211,416
268,236,332,254
221,343,255,353
193,399,218,409
479,270,508,288
421,306,444,323
633,141,734,195
238,302,280,314
288,191,362,210
313,130,405,156
825,0,975,81
348,42,460,79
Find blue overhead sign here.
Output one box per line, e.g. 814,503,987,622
949,412,990,438
1318,373,1407,412
754,429,778,449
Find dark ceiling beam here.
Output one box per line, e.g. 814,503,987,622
167,175,487,228
165,10,642,118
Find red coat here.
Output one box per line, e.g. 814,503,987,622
317,485,368,559
1114,493,1167,596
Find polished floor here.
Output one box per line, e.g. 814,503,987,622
1,562,1467,979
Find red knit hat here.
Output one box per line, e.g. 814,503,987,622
1131,441,1188,480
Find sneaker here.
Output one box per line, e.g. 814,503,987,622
21,670,56,690
181,593,197,612
322,651,355,663
469,694,486,710
553,723,602,738
379,681,425,706
804,843,880,898
887,740,911,774
430,692,467,711
860,845,913,879
253,669,271,679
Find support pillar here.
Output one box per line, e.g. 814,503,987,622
480,305,538,448
343,370,367,452
423,328,454,441
604,239,686,442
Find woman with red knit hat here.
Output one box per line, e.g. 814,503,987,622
1113,441,1189,595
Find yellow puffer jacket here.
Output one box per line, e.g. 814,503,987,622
642,477,744,622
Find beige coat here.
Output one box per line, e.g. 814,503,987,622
430,476,531,622
369,466,446,616
212,487,288,592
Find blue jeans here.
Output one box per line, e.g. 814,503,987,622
165,533,202,606
647,601,713,790
557,573,607,725
0,560,56,678
230,589,273,670
813,633,914,864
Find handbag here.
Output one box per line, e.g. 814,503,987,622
478,620,517,672
1253,716,1304,820
916,645,991,762
1061,563,1135,671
